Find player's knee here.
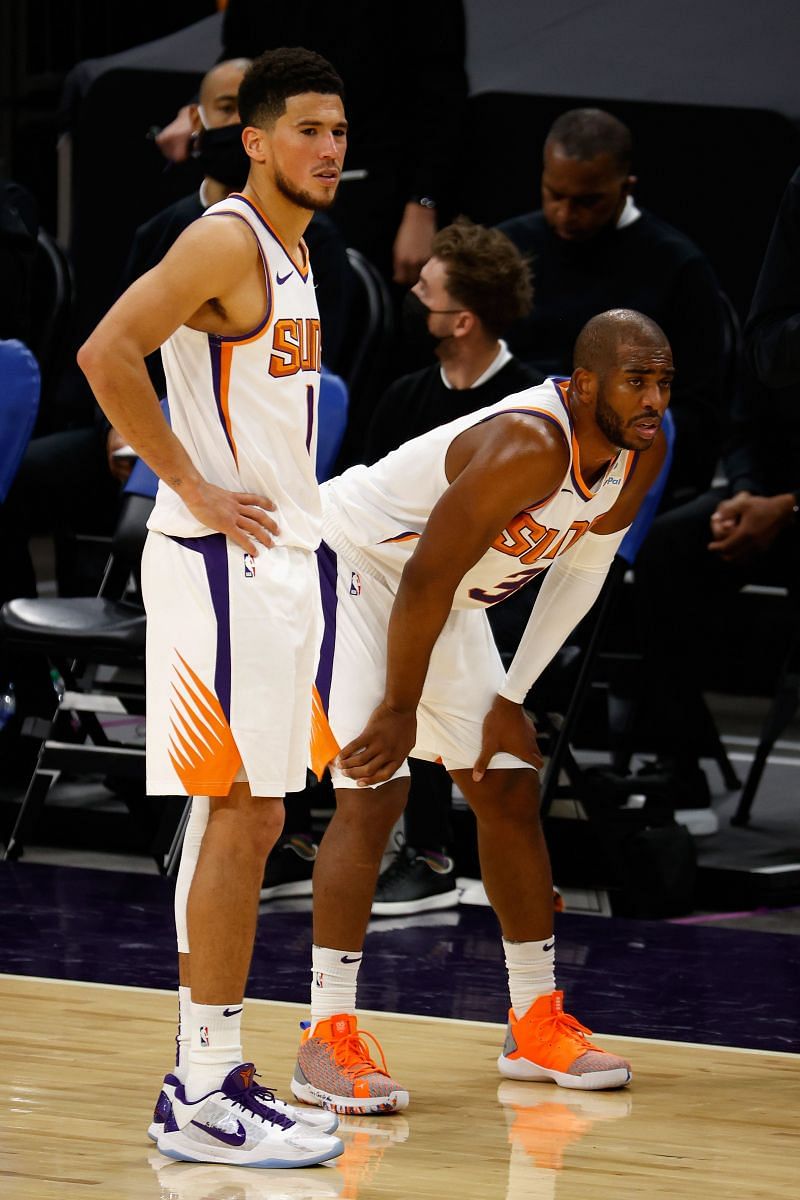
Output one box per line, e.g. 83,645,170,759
472,772,541,828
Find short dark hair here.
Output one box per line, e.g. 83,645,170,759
546,107,632,174
238,47,344,129
573,309,669,372
432,216,533,338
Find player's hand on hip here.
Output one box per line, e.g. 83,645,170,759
183,480,279,554
473,694,543,782
337,702,417,787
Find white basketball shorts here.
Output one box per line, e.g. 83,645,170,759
311,541,533,789
142,530,321,798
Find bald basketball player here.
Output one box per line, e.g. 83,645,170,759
290,309,673,1114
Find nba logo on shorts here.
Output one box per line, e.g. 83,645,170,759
349,571,361,596
243,553,256,578
200,1024,210,1047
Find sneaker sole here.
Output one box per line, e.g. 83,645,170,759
290,1076,410,1115
497,1052,631,1091
157,1133,344,1168
260,879,314,900
371,889,459,916
147,1122,160,1142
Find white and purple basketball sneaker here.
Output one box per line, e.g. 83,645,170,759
156,1062,344,1167
148,1068,339,1142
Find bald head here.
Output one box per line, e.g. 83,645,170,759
198,57,251,124
573,309,669,374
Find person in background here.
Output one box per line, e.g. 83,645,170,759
497,106,729,510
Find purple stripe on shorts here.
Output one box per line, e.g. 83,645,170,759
315,540,338,712
170,533,232,721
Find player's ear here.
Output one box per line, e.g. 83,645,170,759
571,366,596,406
242,125,267,162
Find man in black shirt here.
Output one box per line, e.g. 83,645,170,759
498,107,729,508
612,166,800,828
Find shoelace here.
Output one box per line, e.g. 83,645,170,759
330,1027,390,1081
537,1010,599,1051
229,1075,295,1130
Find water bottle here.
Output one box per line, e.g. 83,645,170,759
50,668,65,702
0,681,16,731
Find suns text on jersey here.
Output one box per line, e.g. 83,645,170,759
269,318,321,377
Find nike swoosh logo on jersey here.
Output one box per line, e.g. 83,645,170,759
222,1007,243,1017
276,270,293,284
191,1118,247,1146
560,488,574,495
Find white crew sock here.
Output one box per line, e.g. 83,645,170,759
310,944,363,1028
503,936,556,1018
174,984,192,1081
185,1001,244,1100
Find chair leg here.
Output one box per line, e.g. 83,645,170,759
2,766,60,860
731,670,800,827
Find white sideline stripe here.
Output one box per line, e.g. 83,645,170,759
722,735,800,752
726,751,800,768
2,973,797,1059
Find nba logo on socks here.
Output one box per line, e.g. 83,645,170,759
200,1024,210,1046
349,572,361,596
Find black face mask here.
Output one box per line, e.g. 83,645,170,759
193,123,249,191
401,290,458,357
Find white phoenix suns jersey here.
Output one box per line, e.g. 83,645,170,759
322,377,638,609
148,193,322,550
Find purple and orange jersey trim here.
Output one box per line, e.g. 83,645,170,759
379,531,421,545
228,193,311,282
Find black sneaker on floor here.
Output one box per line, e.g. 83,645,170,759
371,843,459,915
260,834,317,900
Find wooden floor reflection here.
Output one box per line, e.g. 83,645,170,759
1,974,797,1199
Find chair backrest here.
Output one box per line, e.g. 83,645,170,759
339,247,395,398
0,338,41,503
316,368,349,482
718,287,743,403
617,407,676,566
29,228,76,414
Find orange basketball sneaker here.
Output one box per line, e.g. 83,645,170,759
497,991,632,1090
291,1014,410,1115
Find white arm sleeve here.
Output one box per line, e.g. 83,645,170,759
498,529,628,705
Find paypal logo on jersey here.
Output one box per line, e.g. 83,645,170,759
604,476,622,486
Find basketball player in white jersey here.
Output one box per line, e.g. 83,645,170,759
77,48,347,1168
292,309,673,1114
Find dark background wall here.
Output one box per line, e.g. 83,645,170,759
3,1,800,332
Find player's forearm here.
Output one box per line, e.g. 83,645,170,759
500,532,622,704
383,568,455,714
77,339,203,499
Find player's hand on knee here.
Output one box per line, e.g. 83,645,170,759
183,480,279,553
473,694,543,782
337,702,417,787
